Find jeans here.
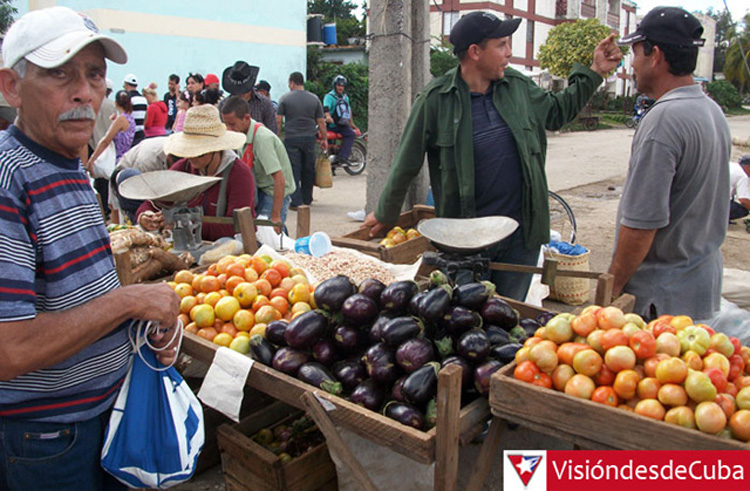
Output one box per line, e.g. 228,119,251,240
329,123,355,161
730,200,749,220
455,227,539,302
256,190,290,225
0,412,126,491
284,137,317,207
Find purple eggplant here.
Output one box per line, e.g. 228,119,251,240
250,334,276,366
341,293,379,326
441,355,472,390
313,275,356,312
434,333,454,359
358,278,386,304
474,360,504,395
488,343,521,364
536,311,556,327
380,280,419,313
391,376,407,402
332,357,367,391
265,320,289,346
369,312,395,344
297,362,343,396
312,338,337,366
480,297,518,331
333,324,366,354
408,291,428,316
520,318,541,337
381,316,423,347
349,379,385,412
402,362,439,407
362,343,400,384
453,281,495,310
419,284,453,323
485,325,512,346
442,305,482,336
396,338,435,373
272,347,310,375
284,310,328,349
457,329,491,362
383,401,424,430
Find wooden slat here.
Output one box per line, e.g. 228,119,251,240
295,205,311,239
113,250,133,286
301,392,379,491
330,236,381,254
234,207,258,254
489,364,750,450
490,261,605,279
435,364,462,491
594,273,614,306
465,417,507,491
182,332,436,463
610,293,636,313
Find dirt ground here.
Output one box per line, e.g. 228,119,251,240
176,115,750,490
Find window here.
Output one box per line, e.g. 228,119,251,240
443,12,460,36
527,20,534,44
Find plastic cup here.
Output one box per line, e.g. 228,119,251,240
294,232,332,257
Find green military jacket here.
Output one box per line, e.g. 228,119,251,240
374,63,603,249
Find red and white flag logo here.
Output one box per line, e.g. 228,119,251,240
504,450,547,490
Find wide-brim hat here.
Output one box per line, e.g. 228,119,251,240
163,104,246,158
222,61,259,95
118,170,221,203
2,6,127,69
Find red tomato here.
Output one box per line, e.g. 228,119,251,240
730,337,742,357
514,361,541,383
593,364,616,386
635,399,666,421
591,386,619,407
613,369,641,400
600,329,629,351
531,372,553,389
556,342,591,366
704,368,728,393
629,330,656,359
650,319,676,338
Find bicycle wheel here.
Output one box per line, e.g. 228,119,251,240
548,190,577,244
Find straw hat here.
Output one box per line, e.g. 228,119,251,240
163,105,246,158
118,170,221,203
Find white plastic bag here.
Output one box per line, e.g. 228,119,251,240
91,142,116,179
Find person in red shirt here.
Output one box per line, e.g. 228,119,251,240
143,82,167,137
136,104,254,241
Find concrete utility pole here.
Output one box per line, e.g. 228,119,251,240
366,0,430,215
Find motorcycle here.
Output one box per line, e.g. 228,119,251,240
321,128,367,175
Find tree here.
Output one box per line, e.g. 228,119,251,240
538,19,626,78
706,7,735,74
722,14,750,94
0,0,17,34
430,38,458,78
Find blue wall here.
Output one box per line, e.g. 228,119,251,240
16,1,307,101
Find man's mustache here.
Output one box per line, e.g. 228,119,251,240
58,106,96,122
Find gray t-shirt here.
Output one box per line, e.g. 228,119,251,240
277,89,324,139
614,84,730,320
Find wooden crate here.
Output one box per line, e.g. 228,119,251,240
182,332,490,465
331,205,436,264
490,363,749,450
217,400,338,491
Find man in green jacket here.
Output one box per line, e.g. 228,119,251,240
364,11,622,300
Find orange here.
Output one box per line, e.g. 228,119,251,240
244,268,259,283
269,296,289,315
233,282,258,308
255,278,272,297
195,292,207,304
226,263,246,279
191,304,216,328
180,296,198,314
233,309,255,331
216,256,236,274
252,295,271,312
185,322,199,334
288,283,311,304
177,313,190,327
261,268,282,288
235,256,251,268
217,273,228,288
174,283,194,298
200,276,221,293
213,332,233,347
197,327,218,341
174,269,194,284
220,322,238,337
225,276,244,295
250,256,268,275
270,287,289,300
192,274,206,292
206,263,219,276
270,260,291,278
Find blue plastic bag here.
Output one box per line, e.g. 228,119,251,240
101,342,204,488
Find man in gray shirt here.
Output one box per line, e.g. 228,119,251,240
610,7,730,321
276,71,327,208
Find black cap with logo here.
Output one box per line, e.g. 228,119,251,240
617,7,705,47
449,11,522,54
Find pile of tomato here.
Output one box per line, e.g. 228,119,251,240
513,306,750,442
167,254,314,351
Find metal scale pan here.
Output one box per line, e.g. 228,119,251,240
118,170,221,204
416,216,519,254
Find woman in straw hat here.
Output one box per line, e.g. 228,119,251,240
135,104,254,240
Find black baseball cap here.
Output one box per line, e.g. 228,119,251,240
449,12,522,54
617,7,705,47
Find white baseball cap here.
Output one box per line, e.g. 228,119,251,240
1,6,127,70
106,78,113,90
123,73,138,86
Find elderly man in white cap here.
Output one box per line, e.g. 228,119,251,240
0,7,180,489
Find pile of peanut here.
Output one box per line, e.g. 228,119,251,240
283,250,395,285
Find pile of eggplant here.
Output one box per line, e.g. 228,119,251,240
249,272,552,431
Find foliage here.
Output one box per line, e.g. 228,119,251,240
0,0,17,34
308,0,366,45
430,38,459,78
538,19,627,78
305,49,369,131
705,8,735,74
706,80,742,111
722,13,750,95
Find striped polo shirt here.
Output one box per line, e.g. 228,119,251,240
0,126,130,423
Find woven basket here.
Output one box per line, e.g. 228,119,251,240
545,249,591,306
